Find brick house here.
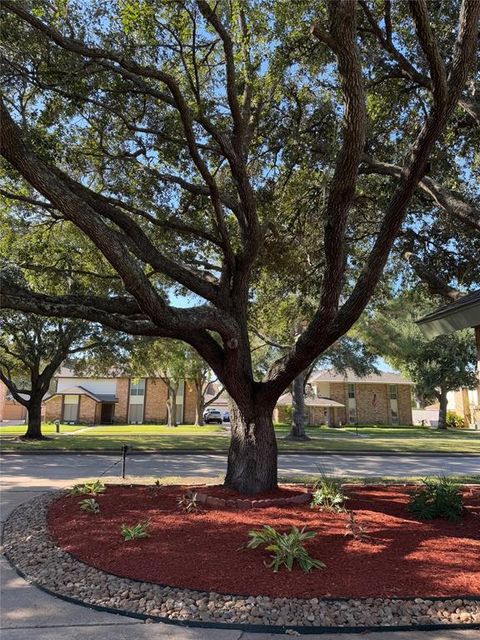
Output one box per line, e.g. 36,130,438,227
0,383,28,421
41,368,197,425
273,369,413,426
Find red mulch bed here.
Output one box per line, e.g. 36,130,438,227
48,484,480,599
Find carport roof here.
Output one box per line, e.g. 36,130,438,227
45,386,118,403
277,393,345,408
416,289,480,338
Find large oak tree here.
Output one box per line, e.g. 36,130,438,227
0,0,479,492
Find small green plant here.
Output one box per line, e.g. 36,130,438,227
69,480,106,496
311,473,346,512
79,498,100,514
446,411,466,429
408,476,464,521
247,525,325,573
177,490,200,513
121,520,151,541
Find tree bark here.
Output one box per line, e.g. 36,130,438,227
195,388,205,426
166,387,177,427
22,397,45,440
224,398,278,494
286,371,310,440
437,386,448,430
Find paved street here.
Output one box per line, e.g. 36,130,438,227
1,452,479,639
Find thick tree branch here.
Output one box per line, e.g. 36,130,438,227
360,155,480,232
408,0,447,106
312,0,367,320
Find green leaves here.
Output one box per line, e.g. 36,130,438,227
79,498,100,514
121,520,151,541
311,475,346,512
247,525,325,573
408,476,464,522
69,480,106,496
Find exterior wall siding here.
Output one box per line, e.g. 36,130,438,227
356,384,389,424
44,396,63,422
144,378,168,423
397,384,413,425
115,378,130,423
78,396,99,425
329,383,347,424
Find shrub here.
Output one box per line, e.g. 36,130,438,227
121,520,151,541
446,411,466,429
408,476,464,522
79,498,100,514
177,490,199,513
247,525,325,573
311,474,346,512
69,480,106,496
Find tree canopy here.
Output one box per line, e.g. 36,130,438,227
1,0,478,491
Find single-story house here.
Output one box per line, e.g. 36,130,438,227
274,369,414,426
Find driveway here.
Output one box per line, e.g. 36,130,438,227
1,452,479,639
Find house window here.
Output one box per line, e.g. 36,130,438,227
128,403,144,423
63,395,79,422
128,378,145,423
130,379,145,396
389,385,399,424
347,383,357,424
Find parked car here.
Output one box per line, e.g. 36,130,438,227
223,411,230,423
203,408,223,424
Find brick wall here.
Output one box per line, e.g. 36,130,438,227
356,384,389,424
329,383,347,424
397,384,413,425
144,378,168,423
115,378,130,423
44,396,63,422
0,382,7,421
78,396,98,424
183,382,197,424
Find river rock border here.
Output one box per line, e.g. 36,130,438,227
2,492,480,633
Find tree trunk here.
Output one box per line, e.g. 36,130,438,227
286,371,310,440
437,386,448,430
195,389,204,426
166,388,177,427
22,397,45,440
224,398,278,494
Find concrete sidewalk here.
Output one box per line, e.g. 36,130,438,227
1,453,479,639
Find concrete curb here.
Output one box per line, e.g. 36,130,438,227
1,449,480,457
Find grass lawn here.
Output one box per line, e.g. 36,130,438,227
1,423,479,453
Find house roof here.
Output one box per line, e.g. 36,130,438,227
309,368,413,385
55,366,127,379
45,386,118,403
276,393,345,408
416,289,480,338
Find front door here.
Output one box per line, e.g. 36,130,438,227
100,403,114,424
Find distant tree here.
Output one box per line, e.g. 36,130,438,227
358,292,477,429
0,311,111,439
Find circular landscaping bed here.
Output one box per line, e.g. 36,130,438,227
3,484,480,632
47,484,480,599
